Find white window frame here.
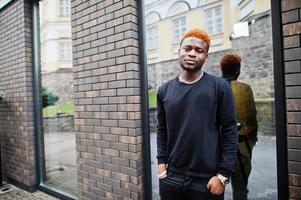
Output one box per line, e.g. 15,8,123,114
59,0,70,17
205,6,223,35
172,16,187,44
146,26,159,50
59,40,72,61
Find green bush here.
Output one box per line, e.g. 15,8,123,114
0,91,5,101
42,87,59,108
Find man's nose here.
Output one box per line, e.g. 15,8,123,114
188,50,197,57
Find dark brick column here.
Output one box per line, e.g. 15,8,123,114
72,1,144,199
281,0,301,199
0,0,37,189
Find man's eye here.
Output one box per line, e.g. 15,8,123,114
184,47,191,51
196,49,204,53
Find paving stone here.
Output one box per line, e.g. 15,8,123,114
0,184,58,200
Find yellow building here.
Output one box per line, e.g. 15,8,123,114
39,0,72,73
145,0,271,64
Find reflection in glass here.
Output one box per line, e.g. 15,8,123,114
39,0,76,196
144,0,276,199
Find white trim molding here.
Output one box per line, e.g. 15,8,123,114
0,0,13,10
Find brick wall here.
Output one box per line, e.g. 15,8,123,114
282,0,301,199
71,0,144,199
0,0,37,188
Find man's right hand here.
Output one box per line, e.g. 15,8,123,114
158,164,167,179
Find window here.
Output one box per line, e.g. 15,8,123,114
240,0,254,20
147,26,158,50
205,6,223,35
172,16,187,44
59,40,72,61
59,0,70,17
143,1,278,200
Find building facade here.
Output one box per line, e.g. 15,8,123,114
0,0,300,200
40,0,72,73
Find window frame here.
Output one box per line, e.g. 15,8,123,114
139,0,288,200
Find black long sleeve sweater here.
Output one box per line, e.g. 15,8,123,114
156,73,238,178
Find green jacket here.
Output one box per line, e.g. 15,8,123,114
231,80,258,141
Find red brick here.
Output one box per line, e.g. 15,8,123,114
282,0,301,12
287,125,301,137
289,174,301,186
289,186,301,199
283,22,301,36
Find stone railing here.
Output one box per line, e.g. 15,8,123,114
43,114,74,133
148,98,275,136
256,98,275,136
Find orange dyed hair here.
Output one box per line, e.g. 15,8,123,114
181,28,211,47
220,54,241,71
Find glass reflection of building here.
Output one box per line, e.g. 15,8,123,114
40,0,72,73
145,1,275,200
145,0,271,94
39,0,76,197
39,0,73,106
145,0,275,136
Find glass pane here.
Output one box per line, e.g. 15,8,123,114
208,24,213,34
206,9,212,18
215,7,221,16
39,0,77,197
144,1,277,200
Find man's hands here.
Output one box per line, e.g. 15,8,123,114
158,164,167,179
207,176,225,195
157,164,225,195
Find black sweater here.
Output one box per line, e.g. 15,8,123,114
156,73,238,178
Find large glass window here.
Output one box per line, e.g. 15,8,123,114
144,1,277,200
39,0,76,197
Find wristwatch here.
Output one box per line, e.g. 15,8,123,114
217,174,230,186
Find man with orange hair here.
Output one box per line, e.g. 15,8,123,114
156,28,238,200
220,54,258,200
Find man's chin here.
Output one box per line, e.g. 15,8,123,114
181,65,202,73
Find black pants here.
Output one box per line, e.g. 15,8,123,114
159,171,224,200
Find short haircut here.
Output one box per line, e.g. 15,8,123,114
180,28,211,50
220,54,241,72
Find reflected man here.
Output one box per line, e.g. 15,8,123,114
156,28,238,200
220,54,258,200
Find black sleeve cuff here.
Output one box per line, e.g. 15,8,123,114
157,157,167,164
217,169,232,178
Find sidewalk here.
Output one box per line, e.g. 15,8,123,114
0,184,58,200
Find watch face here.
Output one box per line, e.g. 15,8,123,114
224,178,230,185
